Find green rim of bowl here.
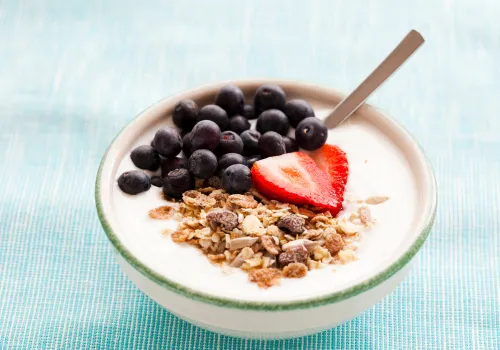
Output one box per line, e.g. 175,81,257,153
95,79,437,311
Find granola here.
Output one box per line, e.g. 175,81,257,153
153,187,388,288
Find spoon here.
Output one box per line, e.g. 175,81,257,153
324,30,425,128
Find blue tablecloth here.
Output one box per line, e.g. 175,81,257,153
1,0,498,348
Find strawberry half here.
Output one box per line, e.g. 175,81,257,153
311,144,349,201
251,152,342,215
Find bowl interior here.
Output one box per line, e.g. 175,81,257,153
97,80,436,306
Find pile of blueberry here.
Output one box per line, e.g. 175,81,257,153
118,84,328,197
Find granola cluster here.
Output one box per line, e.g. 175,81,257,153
150,187,388,288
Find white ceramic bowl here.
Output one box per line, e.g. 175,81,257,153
95,79,436,339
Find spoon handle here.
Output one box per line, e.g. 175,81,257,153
324,30,425,128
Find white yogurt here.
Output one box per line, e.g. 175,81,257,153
112,110,417,302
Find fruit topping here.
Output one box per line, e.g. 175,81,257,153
240,130,261,156
258,131,286,158
251,152,342,215
216,130,244,155
150,176,164,187
218,153,246,173
253,84,286,116
256,109,289,135
283,136,299,153
222,164,252,194
214,84,245,116
295,117,328,151
161,156,188,177
228,115,251,134
152,127,183,158
163,168,195,198
118,170,151,195
310,144,349,200
197,104,229,130
190,120,220,152
172,99,199,130
182,132,193,157
188,149,218,179
130,145,160,171
242,104,255,120
245,156,260,169
284,99,315,128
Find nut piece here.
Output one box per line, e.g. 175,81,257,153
358,206,372,224
277,214,305,234
282,239,318,252
298,207,316,219
248,268,281,288
206,209,238,231
148,206,175,220
207,253,226,262
261,235,280,255
242,215,265,235
229,247,254,267
278,245,308,266
282,263,308,278
324,232,344,255
302,229,323,241
171,230,189,243
228,237,259,251
227,194,258,208
365,196,389,205
182,190,216,208
266,225,280,236
338,249,357,263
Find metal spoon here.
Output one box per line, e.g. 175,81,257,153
324,30,425,128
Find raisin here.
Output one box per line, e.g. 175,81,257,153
278,245,308,266
277,214,305,234
206,209,238,231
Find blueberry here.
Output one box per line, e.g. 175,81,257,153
258,131,286,158
256,109,289,135
283,137,299,153
161,156,188,177
207,176,224,189
151,176,164,187
215,85,245,116
163,168,195,198
222,164,252,194
182,132,193,156
246,156,261,169
130,145,160,171
295,117,328,151
228,115,251,134
197,104,229,130
118,170,151,195
190,120,221,152
152,127,183,158
218,153,246,173
216,131,244,155
188,149,218,179
240,130,261,156
172,99,199,130
284,99,315,128
253,85,286,116
242,104,256,120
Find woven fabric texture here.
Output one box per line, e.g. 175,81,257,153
0,0,499,349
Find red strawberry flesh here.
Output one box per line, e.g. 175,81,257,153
311,144,349,201
251,152,342,215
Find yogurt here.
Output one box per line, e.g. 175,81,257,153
112,109,417,302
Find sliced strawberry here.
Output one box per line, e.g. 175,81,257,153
311,144,349,200
251,152,342,215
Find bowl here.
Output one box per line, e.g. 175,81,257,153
95,79,437,339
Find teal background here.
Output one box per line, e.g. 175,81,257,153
0,0,499,349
